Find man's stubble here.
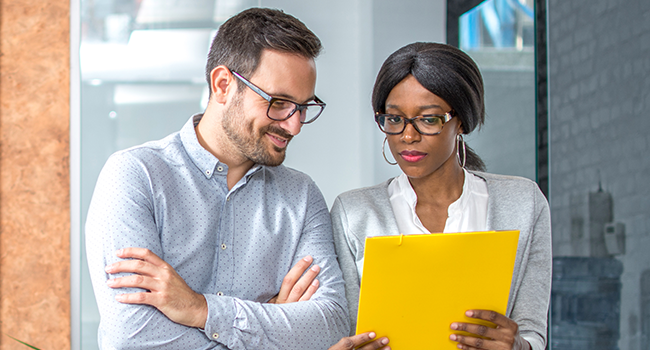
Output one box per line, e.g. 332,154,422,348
221,92,293,167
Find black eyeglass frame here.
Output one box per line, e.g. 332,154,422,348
230,70,326,124
374,111,455,136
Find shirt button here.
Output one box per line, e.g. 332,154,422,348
205,169,211,175
221,243,227,250
217,291,223,296
226,196,230,201
217,166,224,172
212,332,219,339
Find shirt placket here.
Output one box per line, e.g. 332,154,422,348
213,171,236,297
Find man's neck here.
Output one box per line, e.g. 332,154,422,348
195,110,255,190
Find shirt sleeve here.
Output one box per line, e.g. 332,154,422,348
86,152,224,349
86,152,349,350
201,180,350,349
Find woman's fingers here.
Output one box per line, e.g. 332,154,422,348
449,333,497,350
450,310,521,350
450,322,498,339
465,310,517,330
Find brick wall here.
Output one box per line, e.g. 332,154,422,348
548,0,650,348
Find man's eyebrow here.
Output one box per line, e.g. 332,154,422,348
270,92,317,104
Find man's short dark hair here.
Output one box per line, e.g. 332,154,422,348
205,8,322,92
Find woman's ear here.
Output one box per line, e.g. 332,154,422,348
209,66,235,105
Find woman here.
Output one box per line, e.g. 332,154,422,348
330,42,551,350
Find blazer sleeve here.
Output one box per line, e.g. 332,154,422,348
331,196,362,336
510,186,552,350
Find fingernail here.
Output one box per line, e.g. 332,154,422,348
115,249,123,256
105,264,114,273
106,279,115,286
451,323,458,330
450,334,457,341
311,279,319,286
311,265,320,271
381,338,389,345
115,294,124,301
466,310,474,317
303,256,312,262
368,332,376,339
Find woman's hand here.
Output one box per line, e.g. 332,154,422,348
449,310,530,350
328,332,390,350
267,255,320,304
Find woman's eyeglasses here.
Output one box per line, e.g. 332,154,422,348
375,111,454,135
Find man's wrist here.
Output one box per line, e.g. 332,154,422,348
193,293,209,329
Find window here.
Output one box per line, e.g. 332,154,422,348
457,0,537,180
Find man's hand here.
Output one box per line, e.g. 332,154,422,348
449,310,531,350
105,248,208,329
328,332,390,350
268,255,320,304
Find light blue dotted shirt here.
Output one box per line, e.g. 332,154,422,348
86,114,350,349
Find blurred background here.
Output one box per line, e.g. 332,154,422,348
26,0,649,348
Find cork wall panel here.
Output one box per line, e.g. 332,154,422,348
0,0,71,349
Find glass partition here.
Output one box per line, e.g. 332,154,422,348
459,0,537,180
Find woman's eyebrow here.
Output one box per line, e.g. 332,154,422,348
385,103,445,111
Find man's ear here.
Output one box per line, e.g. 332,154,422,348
209,66,235,104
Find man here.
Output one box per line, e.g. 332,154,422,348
86,8,350,349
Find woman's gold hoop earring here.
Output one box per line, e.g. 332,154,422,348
457,134,466,168
382,137,398,165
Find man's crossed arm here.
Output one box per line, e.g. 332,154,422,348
104,248,321,328
106,248,390,350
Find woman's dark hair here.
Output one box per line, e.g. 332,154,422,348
205,8,322,92
372,42,486,171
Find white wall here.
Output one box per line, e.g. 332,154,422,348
269,0,447,206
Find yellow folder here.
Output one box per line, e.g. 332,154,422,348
356,230,520,349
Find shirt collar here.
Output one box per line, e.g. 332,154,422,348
396,168,472,214
395,173,418,209
180,113,263,180
180,113,222,179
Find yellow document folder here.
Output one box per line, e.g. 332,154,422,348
356,230,520,349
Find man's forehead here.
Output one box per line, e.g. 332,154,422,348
249,50,317,102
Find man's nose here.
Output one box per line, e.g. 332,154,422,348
278,109,303,136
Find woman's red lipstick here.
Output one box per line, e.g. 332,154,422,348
399,150,427,162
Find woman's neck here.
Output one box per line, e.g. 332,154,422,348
409,163,465,206
408,162,465,233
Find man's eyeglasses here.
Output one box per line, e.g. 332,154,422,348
375,112,454,135
230,70,326,124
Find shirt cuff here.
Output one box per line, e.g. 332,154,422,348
202,293,237,347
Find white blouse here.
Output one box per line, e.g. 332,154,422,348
387,169,489,234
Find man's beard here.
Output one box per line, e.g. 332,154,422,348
222,94,293,167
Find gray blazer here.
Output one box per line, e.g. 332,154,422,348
331,172,551,350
